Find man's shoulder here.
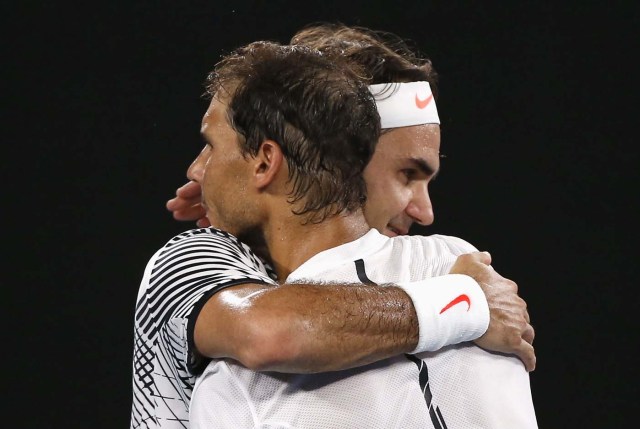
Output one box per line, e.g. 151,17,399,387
158,227,254,255
164,227,242,246
142,227,275,287
392,233,479,255
148,227,270,274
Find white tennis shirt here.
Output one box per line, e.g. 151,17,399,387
189,229,538,428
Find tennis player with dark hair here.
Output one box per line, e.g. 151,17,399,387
131,24,535,429
183,39,536,428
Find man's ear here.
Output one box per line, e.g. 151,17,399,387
253,140,284,190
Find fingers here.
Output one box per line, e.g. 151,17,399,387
176,180,202,198
172,205,207,222
479,251,492,265
470,251,491,265
166,197,185,211
167,196,200,211
453,251,535,371
167,185,200,210
460,251,492,266
196,217,212,228
521,322,535,346
515,340,536,372
449,253,492,277
167,181,206,222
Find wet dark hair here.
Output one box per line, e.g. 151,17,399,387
290,23,439,99
204,41,380,222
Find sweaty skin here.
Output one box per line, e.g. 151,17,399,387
166,94,535,371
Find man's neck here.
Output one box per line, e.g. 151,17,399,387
263,210,371,281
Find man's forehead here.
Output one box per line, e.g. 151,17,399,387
377,124,440,172
200,97,225,132
379,125,439,152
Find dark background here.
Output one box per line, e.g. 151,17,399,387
8,1,636,428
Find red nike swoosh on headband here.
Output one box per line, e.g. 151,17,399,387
439,294,471,314
415,93,433,109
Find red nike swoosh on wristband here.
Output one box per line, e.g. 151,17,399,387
439,294,471,314
415,93,434,109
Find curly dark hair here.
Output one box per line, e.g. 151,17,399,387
204,41,380,223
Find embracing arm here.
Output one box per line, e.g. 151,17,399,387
193,251,535,373
194,281,418,373
172,181,419,371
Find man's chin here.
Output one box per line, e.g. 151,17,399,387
384,224,410,237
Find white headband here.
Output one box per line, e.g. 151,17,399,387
368,81,440,129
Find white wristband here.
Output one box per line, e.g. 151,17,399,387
399,274,490,354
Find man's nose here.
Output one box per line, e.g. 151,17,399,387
406,185,434,226
187,148,208,182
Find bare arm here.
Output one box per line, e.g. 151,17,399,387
194,281,418,373
169,185,418,371
194,253,536,374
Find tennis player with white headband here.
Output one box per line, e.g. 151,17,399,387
182,41,536,428
163,30,534,372
360,80,443,239
140,24,535,429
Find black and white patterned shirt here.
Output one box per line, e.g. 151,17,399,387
130,228,276,429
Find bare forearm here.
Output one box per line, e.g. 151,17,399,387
195,282,418,373
256,282,418,372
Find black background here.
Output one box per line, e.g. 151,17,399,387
7,1,637,428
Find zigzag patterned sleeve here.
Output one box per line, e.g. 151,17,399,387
131,228,276,429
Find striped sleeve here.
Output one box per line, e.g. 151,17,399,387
131,228,276,429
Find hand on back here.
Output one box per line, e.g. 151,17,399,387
449,252,536,372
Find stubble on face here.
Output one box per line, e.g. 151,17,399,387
199,96,259,240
